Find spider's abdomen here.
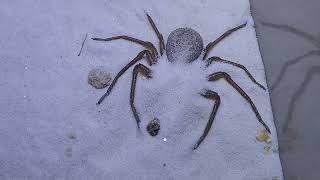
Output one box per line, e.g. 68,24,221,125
166,28,203,63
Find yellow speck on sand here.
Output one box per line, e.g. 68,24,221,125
256,129,272,144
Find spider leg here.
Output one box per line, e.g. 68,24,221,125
145,12,166,56
130,63,152,128
203,23,247,60
193,90,220,150
97,50,153,105
208,72,271,133
92,36,158,62
206,56,266,90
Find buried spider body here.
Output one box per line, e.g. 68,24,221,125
92,13,271,149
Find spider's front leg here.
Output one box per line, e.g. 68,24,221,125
208,72,271,133
97,50,154,105
92,36,158,62
145,12,166,55
92,13,165,59
130,64,152,128
203,23,247,60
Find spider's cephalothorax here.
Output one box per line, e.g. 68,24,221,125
92,13,270,150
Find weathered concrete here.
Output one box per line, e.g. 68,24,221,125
251,0,320,179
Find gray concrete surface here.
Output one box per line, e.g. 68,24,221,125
250,0,320,179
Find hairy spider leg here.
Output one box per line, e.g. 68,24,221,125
96,50,153,105
92,36,158,63
206,56,266,90
145,12,166,56
203,23,247,60
194,90,220,150
208,72,271,133
130,64,152,128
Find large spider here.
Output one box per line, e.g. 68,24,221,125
92,13,271,149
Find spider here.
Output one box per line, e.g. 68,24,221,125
92,13,271,149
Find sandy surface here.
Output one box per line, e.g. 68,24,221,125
0,0,282,179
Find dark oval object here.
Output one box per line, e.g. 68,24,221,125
166,28,203,63
146,118,160,136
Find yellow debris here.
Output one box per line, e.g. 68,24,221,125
256,129,272,144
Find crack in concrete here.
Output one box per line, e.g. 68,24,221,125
282,66,320,133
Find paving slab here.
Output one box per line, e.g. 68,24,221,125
251,0,320,179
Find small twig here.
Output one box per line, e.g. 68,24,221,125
77,33,88,56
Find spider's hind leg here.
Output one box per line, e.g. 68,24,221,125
208,72,271,133
194,90,221,150
130,63,152,128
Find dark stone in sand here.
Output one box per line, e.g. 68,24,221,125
147,118,160,136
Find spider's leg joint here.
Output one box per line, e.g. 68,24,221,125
199,89,210,96
193,89,221,150
207,72,271,134
205,56,221,67
134,63,152,79
208,72,229,81
199,89,220,100
130,63,152,128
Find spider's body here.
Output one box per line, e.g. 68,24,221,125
92,13,271,149
166,27,203,63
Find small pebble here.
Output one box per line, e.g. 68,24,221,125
146,118,160,136
68,133,77,140
166,27,203,63
88,67,112,89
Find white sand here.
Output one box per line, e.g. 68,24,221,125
0,0,283,179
